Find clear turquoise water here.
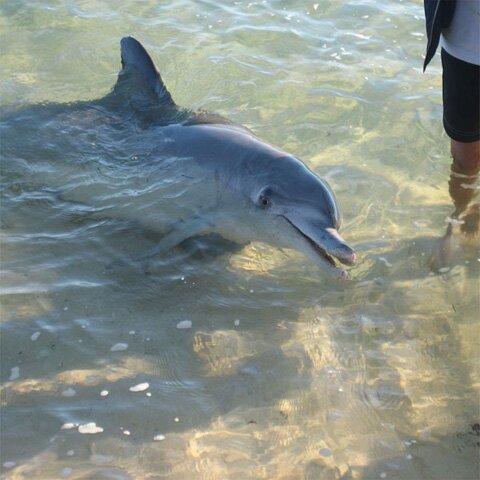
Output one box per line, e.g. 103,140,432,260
1,1,479,479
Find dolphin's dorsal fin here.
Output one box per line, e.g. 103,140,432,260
114,36,175,108
110,37,253,131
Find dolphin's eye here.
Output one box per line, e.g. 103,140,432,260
259,194,272,208
257,187,274,208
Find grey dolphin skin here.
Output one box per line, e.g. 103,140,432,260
112,37,357,278
4,37,357,279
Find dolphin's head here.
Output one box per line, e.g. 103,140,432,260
249,155,356,278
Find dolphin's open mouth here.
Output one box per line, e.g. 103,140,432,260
284,217,355,267
303,233,336,265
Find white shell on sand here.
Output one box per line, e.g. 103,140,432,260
110,342,128,351
78,422,103,434
176,320,192,329
129,382,149,392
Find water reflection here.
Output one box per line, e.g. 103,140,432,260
1,0,479,478
429,164,479,272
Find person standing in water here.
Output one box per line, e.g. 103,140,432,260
423,0,479,266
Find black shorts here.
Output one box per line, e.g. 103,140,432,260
441,48,480,143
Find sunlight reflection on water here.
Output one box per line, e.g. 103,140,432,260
1,1,479,479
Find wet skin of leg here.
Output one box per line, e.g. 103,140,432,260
449,139,479,233
429,140,479,271
451,139,480,175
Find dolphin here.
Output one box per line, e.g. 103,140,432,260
2,37,356,278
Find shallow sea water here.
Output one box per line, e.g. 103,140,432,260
1,1,479,479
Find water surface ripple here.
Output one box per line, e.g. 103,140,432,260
1,1,479,479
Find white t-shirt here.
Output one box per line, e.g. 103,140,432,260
441,0,480,66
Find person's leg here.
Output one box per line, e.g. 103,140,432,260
431,145,479,270
449,140,479,218
429,50,479,270
451,139,480,175
441,48,479,219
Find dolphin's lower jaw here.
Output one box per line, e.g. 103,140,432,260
284,218,356,276
306,235,350,280
307,234,356,266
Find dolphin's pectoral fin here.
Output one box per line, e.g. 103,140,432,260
135,215,216,262
179,233,245,260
